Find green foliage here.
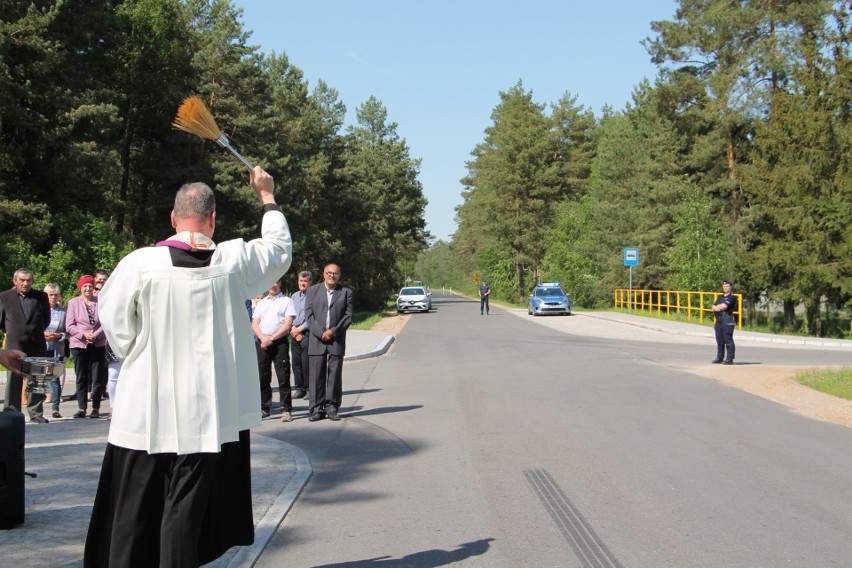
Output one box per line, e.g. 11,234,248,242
415,241,466,290
0,0,429,312
456,82,589,302
420,1,850,337
739,2,852,335
341,97,430,309
2,0,850,335
540,199,604,308
663,183,728,291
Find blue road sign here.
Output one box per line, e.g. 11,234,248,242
624,248,639,266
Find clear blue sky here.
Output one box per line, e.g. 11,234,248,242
232,1,679,242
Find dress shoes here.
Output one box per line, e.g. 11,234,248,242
89,409,100,419
327,411,340,421
73,410,87,418
722,360,734,365
31,416,49,424
292,389,306,399
711,359,723,364
52,411,62,419
308,412,325,422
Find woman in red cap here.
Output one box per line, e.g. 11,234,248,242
66,274,107,418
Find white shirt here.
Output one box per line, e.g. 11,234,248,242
253,292,296,337
326,287,334,329
98,210,292,454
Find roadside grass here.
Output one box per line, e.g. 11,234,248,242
351,302,397,330
796,367,852,401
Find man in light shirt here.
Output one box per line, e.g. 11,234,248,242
288,270,312,400
252,278,296,421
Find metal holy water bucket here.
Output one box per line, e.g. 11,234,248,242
21,357,64,394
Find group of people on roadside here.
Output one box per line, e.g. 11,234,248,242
3,166,354,565
81,166,352,566
251,262,353,423
1,268,116,422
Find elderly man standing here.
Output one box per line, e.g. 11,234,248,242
304,263,353,422
85,166,292,568
0,268,51,423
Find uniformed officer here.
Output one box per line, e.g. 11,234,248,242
711,278,738,365
479,280,491,315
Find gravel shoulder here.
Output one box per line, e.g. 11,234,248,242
683,363,852,428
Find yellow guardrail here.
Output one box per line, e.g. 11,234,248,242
614,289,743,330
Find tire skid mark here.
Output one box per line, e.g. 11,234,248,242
524,468,623,568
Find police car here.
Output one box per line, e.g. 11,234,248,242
528,282,572,316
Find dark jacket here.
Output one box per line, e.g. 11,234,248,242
0,287,50,356
304,282,353,356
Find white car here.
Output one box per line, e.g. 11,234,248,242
397,286,431,313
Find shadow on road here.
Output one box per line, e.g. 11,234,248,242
313,537,495,567
343,405,423,418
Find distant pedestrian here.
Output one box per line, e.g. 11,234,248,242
479,280,491,315
711,278,738,365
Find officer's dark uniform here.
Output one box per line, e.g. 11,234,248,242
713,281,738,364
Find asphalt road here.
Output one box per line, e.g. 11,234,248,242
253,292,852,567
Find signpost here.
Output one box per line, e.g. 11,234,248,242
624,248,639,312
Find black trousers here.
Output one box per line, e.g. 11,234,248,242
3,370,45,419
714,315,736,361
84,431,254,568
290,335,309,391
256,339,291,413
309,352,343,415
72,345,105,411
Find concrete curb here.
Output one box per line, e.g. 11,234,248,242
344,334,396,362
225,439,312,568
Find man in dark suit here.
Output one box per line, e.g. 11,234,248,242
1,268,51,422
304,263,353,421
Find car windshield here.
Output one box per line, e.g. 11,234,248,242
536,287,564,298
400,288,425,296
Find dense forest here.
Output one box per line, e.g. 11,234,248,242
3,1,851,336
1,0,429,310
419,0,851,338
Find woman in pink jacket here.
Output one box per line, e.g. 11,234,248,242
66,275,107,418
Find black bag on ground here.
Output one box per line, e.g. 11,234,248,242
0,410,25,529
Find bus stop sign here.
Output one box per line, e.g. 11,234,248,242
624,248,639,266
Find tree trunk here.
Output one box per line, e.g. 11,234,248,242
783,299,796,331
118,97,133,235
